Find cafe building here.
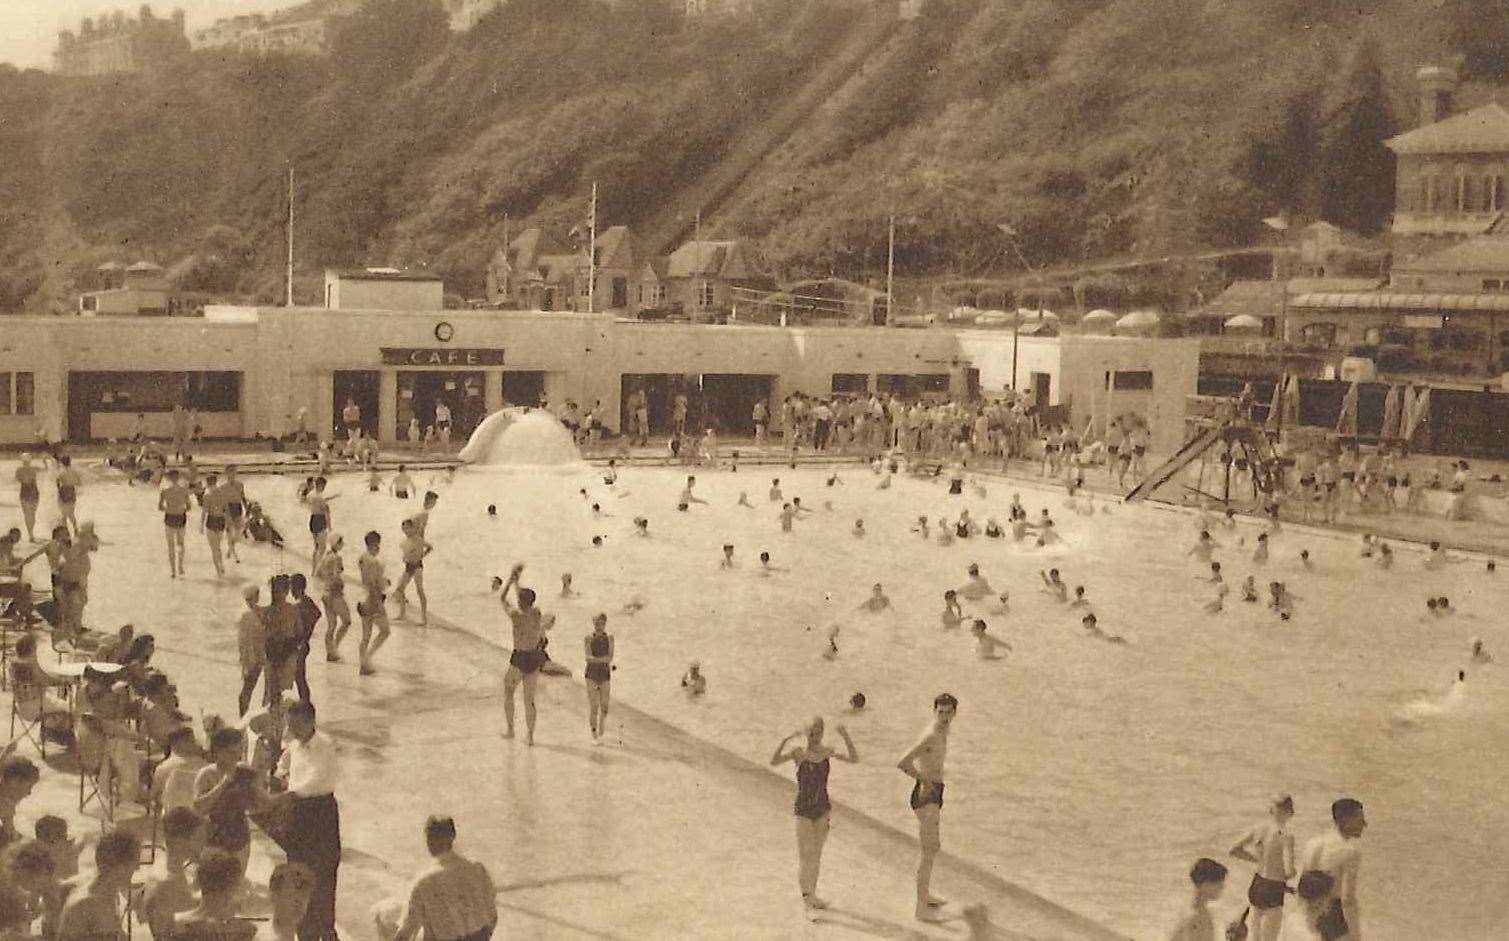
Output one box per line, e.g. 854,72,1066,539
0,304,1198,454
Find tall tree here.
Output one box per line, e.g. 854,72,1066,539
1315,38,1397,234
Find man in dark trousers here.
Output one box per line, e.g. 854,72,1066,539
273,700,342,940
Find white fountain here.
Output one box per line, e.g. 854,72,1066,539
458,407,586,473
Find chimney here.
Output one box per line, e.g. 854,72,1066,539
1416,65,1458,127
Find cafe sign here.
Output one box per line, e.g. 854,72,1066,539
380,348,506,367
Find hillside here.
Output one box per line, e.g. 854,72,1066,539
0,0,1498,313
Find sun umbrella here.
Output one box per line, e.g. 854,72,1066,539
1115,310,1161,334
1223,313,1264,333
1265,374,1286,431
1404,386,1431,441
1398,386,1415,440
1335,380,1358,437
1081,309,1117,334
1284,374,1302,428
1379,385,1400,440
1017,307,1059,321
973,310,1015,326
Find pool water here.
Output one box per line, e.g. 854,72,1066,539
260,462,1509,939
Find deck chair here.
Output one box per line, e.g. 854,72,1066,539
7,662,48,758
77,713,147,823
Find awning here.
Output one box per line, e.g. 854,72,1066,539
1290,292,1509,312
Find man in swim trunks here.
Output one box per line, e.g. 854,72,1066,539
55,455,82,536
221,465,246,563
897,692,957,923
1300,798,1365,941
200,473,230,577
1230,794,1296,941
357,530,391,677
158,469,193,578
499,564,555,745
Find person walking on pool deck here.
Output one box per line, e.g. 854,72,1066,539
392,518,433,626
200,473,230,577
303,477,339,571
771,716,858,912
897,692,957,923
583,613,615,742
13,453,41,542
1299,798,1366,941
383,816,498,941
55,454,82,537
158,469,193,578
500,564,555,745
357,530,392,677
271,700,343,941
1230,794,1296,941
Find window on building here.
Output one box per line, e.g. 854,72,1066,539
698,280,715,309
1300,323,1338,347
1490,175,1505,212
1485,279,1503,291
0,372,35,416
1457,166,1469,212
1110,370,1154,391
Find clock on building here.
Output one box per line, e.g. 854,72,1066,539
434,321,455,342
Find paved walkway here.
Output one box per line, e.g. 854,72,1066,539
4,464,1127,940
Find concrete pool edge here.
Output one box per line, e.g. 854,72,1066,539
301,557,1132,940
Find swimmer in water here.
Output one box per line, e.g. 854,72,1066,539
1080,613,1128,645
821,625,840,661
1188,531,1220,564
849,692,866,711
1360,534,1375,558
737,491,753,508
621,595,648,615
983,517,1003,539
1035,519,1061,547
1376,542,1393,568
1470,639,1493,664
958,564,994,601
1202,566,1229,614
1424,598,1440,618
792,497,814,518
934,519,954,546
877,472,893,490
779,503,797,532
720,544,735,569
677,475,708,511
633,517,649,538
681,661,707,696
1241,575,1259,603
560,573,577,598
1268,582,1296,620
912,516,931,539
759,551,788,576
1039,568,1068,602
988,592,1010,615
487,504,498,518
858,583,892,613
852,518,866,538
1252,532,1269,564
769,478,783,502
940,591,963,629
1299,549,1313,571
970,620,1011,660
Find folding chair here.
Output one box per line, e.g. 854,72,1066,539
77,713,117,822
8,662,49,758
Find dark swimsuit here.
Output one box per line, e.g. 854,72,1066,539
1316,896,1348,941
395,490,409,499
794,757,832,820
510,647,547,675
309,513,328,536
585,633,612,684
227,501,244,519
404,560,423,574
18,482,39,504
948,479,963,495
57,484,76,505
1247,873,1288,910
205,514,226,532
909,779,944,810
164,512,187,529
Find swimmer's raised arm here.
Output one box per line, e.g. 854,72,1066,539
769,731,800,766
833,724,859,763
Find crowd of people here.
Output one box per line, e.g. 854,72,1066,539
4,384,1497,940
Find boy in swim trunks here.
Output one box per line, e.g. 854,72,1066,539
1299,798,1365,941
158,469,193,578
200,473,230,577
500,564,554,745
357,530,391,676
1167,857,1227,941
897,692,956,922
221,466,246,564
391,519,433,625
1230,794,1296,941
55,455,82,536
389,465,414,499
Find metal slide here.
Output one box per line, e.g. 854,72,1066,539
1122,423,1227,503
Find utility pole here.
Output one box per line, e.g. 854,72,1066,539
886,212,895,326
694,209,702,241
286,163,295,307
587,182,598,314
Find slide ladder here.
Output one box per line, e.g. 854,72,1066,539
1123,423,1227,503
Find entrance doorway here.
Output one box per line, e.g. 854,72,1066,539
398,371,485,442
503,371,545,408
1030,371,1052,411
333,371,380,438
621,374,698,435
831,373,870,394
701,374,776,435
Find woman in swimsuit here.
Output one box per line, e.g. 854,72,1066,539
583,613,615,742
13,453,41,542
770,716,859,911
317,536,352,662
302,477,338,569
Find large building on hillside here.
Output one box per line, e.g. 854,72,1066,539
191,0,362,55
54,8,189,76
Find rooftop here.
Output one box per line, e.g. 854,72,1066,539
1385,102,1509,155
326,268,444,283
1393,236,1509,273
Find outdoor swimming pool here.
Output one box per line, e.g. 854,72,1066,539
259,461,1508,939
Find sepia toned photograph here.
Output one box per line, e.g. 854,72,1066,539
0,1,1505,938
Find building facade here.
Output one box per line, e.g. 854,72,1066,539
54,8,189,76
324,270,446,311
0,308,1198,453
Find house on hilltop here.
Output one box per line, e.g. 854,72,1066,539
54,8,189,76
486,225,641,313
637,239,773,322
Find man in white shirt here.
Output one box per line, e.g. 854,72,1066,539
385,816,497,941
272,700,341,941
151,727,210,813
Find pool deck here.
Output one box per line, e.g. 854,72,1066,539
4,456,1129,941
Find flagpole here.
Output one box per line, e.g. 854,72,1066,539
886,212,895,326
587,182,597,314
286,163,295,307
